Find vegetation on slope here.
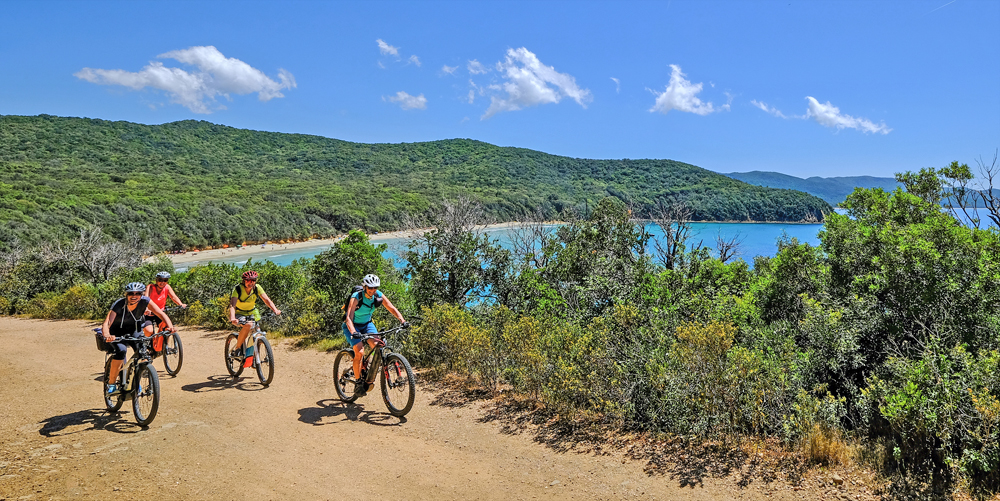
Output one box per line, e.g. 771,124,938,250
725,170,900,205
2,164,999,497
0,115,831,250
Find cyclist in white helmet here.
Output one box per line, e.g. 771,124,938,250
100,282,175,393
344,273,407,392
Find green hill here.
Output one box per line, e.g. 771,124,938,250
725,170,900,206
0,115,832,250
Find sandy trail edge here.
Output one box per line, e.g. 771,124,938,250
0,317,842,500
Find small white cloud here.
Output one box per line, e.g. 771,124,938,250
648,64,724,116
805,96,891,134
481,47,591,119
467,59,488,75
442,64,458,75
408,55,421,67
751,99,789,118
387,91,427,110
468,89,475,104
74,45,295,114
376,39,399,57
611,77,620,93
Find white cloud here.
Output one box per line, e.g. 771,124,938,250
648,64,726,116
442,64,458,75
408,55,421,67
376,39,399,57
611,77,620,93
481,47,591,119
805,97,891,134
468,89,475,104
467,59,488,75
387,91,427,110
74,46,295,114
751,99,789,118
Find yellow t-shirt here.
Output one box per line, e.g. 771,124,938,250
231,283,265,314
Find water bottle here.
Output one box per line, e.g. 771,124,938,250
243,343,254,368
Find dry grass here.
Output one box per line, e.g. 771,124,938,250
800,423,853,467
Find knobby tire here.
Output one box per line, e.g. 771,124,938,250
132,364,160,426
380,353,416,417
333,350,360,402
255,337,274,386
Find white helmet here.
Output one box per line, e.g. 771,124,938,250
125,282,145,293
155,271,171,280
362,274,380,288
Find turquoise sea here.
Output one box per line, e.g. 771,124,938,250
175,221,825,271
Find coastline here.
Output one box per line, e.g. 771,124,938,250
159,221,542,266
158,217,825,267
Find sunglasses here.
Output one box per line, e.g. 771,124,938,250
156,278,168,283
126,292,142,297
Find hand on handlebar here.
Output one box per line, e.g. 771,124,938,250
401,321,410,329
230,318,240,326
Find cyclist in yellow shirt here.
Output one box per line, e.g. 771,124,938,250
227,270,281,358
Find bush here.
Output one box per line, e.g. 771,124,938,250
862,339,1000,491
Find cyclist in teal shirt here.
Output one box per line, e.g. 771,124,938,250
344,274,407,392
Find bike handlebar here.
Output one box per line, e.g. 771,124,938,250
350,323,411,340
235,309,282,324
93,328,157,343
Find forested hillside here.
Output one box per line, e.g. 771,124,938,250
0,115,831,250
725,170,900,205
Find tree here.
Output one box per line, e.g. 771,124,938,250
649,197,693,270
310,229,393,299
404,197,512,309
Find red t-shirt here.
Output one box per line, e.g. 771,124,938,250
146,283,171,310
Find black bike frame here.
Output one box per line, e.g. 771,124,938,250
107,336,154,398
356,326,406,386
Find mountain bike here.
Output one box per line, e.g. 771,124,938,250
150,306,185,376
333,324,416,417
223,314,275,386
95,328,161,427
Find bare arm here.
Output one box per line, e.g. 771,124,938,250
345,297,358,334
146,302,174,332
101,310,116,341
166,285,186,308
228,296,239,325
258,290,282,316
381,297,406,324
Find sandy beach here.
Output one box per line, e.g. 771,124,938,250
159,222,542,266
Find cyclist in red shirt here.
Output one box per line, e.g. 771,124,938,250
144,272,187,333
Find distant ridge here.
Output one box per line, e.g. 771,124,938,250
0,115,832,249
724,171,900,206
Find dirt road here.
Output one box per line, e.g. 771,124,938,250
0,317,836,500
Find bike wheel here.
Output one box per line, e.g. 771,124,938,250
224,333,244,377
380,353,416,417
132,364,160,426
163,332,183,376
255,337,275,387
103,356,124,412
332,349,360,402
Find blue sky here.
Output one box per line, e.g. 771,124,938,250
2,0,997,178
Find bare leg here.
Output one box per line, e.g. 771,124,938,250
235,322,253,353
352,342,364,381
108,359,124,385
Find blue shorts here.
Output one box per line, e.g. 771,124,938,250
343,321,377,347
